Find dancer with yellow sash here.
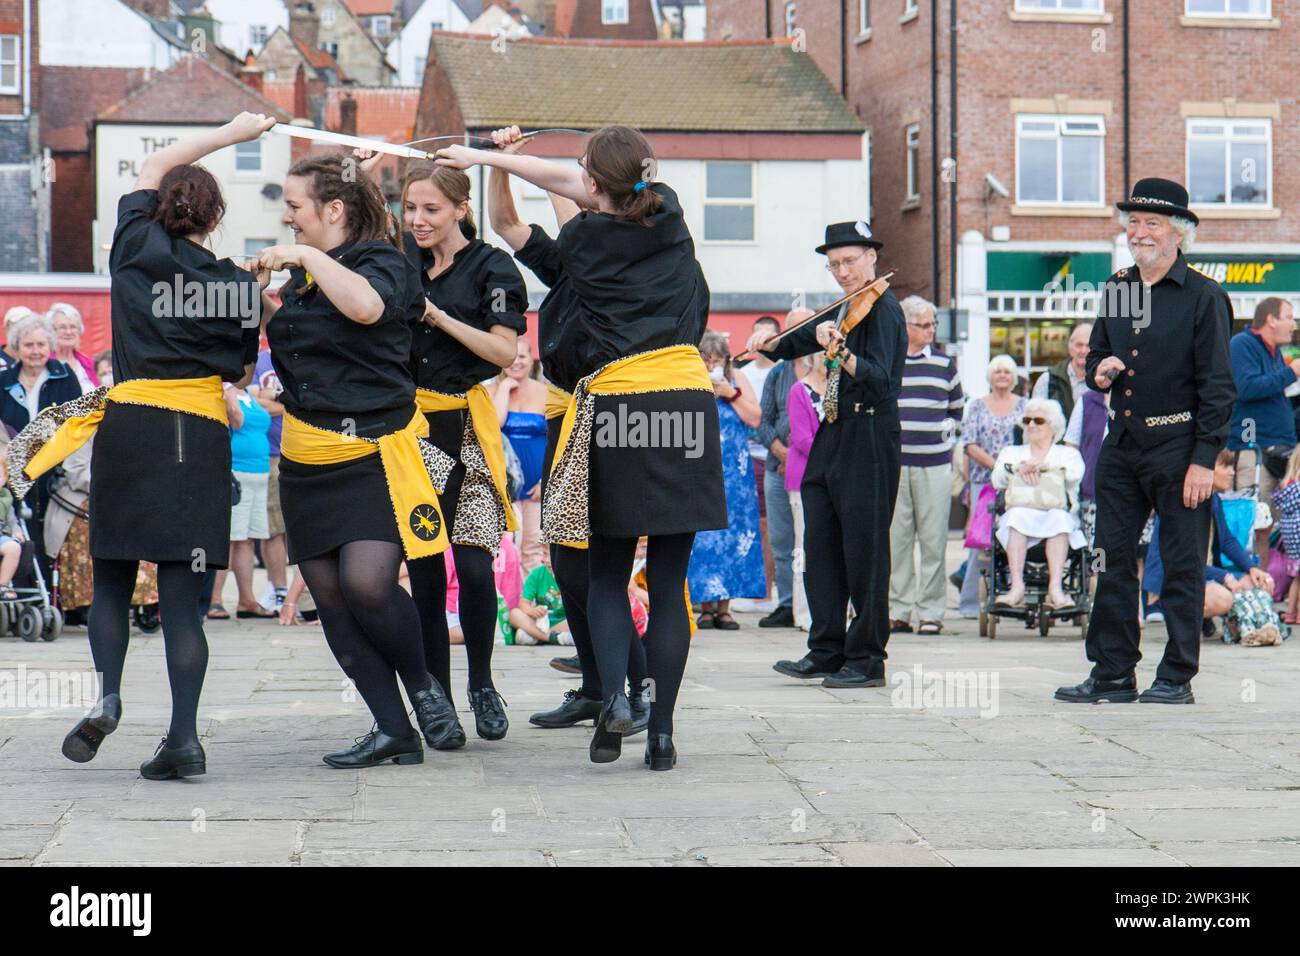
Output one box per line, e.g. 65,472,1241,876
437,125,726,770
483,137,652,735
8,114,274,780
256,152,462,768
396,161,528,744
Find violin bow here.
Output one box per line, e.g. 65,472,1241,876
732,273,893,363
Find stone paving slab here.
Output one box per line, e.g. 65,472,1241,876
2,543,1299,866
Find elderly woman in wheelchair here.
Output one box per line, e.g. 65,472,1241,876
990,398,1086,610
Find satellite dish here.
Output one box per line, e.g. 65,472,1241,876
261,183,283,200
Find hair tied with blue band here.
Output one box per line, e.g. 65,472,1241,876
633,181,647,193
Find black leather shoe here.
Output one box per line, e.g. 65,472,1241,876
758,605,795,628
1139,679,1195,704
589,692,632,763
140,737,206,780
644,733,677,771
62,694,121,764
1054,675,1138,704
549,655,582,675
625,684,650,736
468,687,509,740
412,682,466,750
821,664,886,688
529,688,602,728
323,729,423,768
772,655,842,680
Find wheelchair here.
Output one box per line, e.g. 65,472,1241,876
0,501,63,642
977,489,1092,639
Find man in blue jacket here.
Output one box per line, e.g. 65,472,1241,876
1227,296,1300,562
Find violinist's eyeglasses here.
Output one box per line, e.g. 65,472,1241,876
826,252,868,273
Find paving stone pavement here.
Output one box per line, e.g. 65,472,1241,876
2,547,1299,866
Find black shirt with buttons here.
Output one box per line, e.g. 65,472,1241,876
404,231,528,394
514,223,583,394
1085,251,1236,469
268,238,422,418
554,183,710,378
109,189,260,383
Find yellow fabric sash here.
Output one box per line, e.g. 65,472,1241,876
414,385,518,533
24,376,226,482
547,345,713,548
280,410,449,559
545,384,572,421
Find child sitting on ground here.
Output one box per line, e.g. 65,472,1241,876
504,548,572,645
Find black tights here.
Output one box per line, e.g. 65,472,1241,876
551,542,647,701
585,533,694,736
298,540,429,738
88,558,209,746
407,543,497,707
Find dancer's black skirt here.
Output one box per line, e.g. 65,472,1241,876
89,403,232,567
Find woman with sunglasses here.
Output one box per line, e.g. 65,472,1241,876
990,397,1086,609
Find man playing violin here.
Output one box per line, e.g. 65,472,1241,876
747,220,907,687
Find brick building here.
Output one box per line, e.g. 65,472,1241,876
0,0,44,271
710,0,1300,397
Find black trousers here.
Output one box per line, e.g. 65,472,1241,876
800,408,902,672
1086,432,1209,684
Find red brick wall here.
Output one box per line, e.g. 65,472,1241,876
50,153,93,272
566,0,660,39
0,0,31,117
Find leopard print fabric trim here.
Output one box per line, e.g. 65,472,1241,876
824,364,843,423
541,392,596,545
6,387,111,501
449,413,506,556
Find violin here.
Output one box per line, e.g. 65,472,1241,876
734,272,894,362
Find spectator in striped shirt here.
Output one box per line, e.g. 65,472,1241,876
888,296,964,635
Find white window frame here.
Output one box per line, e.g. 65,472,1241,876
904,0,918,13
372,15,391,37
234,140,262,175
859,0,870,31
1186,117,1273,208
1184,0,1270,18
702,161,757,244
1015,0,1103,11
785,2,797,35
1014,113,1106,207
905,123,921,201
249,24,269,47
322,7,336,25
0,36,18,95
602,0,629,24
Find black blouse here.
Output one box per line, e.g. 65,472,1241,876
514,224,583,394
404,232,528,394
268,238,422,417
108,189,260,383
555,183,710,377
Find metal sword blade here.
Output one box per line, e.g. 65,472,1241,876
268,124,432,160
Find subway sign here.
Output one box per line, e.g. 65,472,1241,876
1188,257,1300,291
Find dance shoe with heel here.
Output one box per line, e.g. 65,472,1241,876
323,729,423,768
140,737,206,780
644,734,677,771
589,692,632,763
62,694,122,764
468,687,509,741
412,682,466,750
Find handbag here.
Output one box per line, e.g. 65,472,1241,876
1224,587,1286,646
1004,468,1069,512
1261,445,1293,482
231,473,242,507
963,483,996,550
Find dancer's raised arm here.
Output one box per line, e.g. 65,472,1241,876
135,112,276,192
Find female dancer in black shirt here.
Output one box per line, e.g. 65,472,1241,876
15,113,272,779
437,126,725,769
397,162,528,743
258,153,461,768
484,135,650,735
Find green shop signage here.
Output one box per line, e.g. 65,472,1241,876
986,252,1113,292
1186,257,1300,291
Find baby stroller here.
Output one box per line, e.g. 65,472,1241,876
978,489,1092,639
0,498,63,642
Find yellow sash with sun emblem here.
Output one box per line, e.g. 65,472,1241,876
280,409,449,559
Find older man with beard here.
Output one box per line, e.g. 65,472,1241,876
1056,178,1235,706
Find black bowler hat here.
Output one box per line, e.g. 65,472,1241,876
1116,178,1199,226
815,220,883,255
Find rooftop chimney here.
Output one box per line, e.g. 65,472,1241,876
289,2,320,54
339,94,357,136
